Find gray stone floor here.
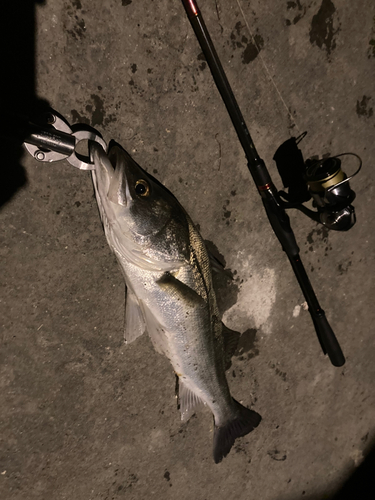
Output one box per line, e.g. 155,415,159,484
1,0,375,498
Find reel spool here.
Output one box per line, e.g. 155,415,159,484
273,134,362,232
305,153,362,231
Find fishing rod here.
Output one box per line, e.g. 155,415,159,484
6,1,359,367
180,0,362,367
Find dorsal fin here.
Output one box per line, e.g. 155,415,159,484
222,323,241,370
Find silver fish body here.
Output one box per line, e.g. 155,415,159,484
91,142,261,462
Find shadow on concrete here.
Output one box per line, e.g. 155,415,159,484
0,0,49,208
331,439,375,500
281,435,375,500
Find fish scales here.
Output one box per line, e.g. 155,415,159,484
91,141,261,462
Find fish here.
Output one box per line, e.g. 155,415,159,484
90,141,261,463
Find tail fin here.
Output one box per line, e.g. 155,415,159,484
213,400,261,464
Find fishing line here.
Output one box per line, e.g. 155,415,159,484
235,0,302,134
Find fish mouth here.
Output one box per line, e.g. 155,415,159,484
93,140,145,208
105,142,131,207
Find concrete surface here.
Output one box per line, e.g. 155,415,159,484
1,0,375,499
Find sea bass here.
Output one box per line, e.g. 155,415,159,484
91,141,261,463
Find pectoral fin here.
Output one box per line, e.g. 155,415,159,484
156,272,206,308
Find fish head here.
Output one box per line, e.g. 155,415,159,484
93,141,180,236
91,141,190,269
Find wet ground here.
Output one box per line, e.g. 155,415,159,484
1,0,375,499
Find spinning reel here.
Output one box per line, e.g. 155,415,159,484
274,133,362,231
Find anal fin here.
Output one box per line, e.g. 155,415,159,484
178,378,205,422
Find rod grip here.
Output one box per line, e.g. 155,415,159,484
311,311,345,367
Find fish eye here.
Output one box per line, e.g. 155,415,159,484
135,179,150,197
